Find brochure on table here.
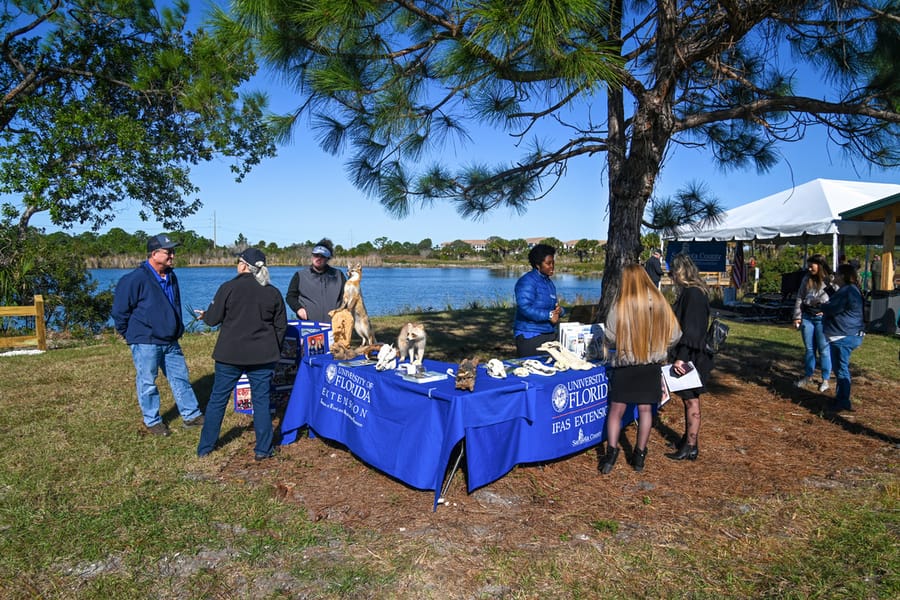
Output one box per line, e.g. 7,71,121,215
558,322,599,360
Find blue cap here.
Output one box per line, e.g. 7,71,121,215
147,234,178,252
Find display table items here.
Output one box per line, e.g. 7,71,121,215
281,353,638,508
233,321,332,415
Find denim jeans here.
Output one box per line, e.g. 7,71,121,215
800,315,831,380
129,342,201,427
828,335,863,408
197,361,275,457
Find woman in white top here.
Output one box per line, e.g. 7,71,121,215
792,254,834,392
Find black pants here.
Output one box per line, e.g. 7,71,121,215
515,332,557,358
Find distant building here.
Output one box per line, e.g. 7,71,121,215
440,237,604,252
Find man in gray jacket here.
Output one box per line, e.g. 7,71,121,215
285,238,346,322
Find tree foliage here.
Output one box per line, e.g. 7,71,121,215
0,0,276,235
226,0,899,316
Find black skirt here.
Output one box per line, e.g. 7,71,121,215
608,363,664,405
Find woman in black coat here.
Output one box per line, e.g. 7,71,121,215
667,253,712,461
195,248,287,461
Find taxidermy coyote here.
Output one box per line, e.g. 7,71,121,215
341,264,376,345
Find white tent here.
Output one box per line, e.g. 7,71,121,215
670,178,900,243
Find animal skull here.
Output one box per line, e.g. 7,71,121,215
485,358,508,379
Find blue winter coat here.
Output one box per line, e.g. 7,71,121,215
513,268,558,337
822,284,864,338
112,262,185,344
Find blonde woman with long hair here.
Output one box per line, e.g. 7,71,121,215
599,264,681,474
666,253,712,461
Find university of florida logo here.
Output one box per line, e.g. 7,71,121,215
325,363,337,384
551,384,568,413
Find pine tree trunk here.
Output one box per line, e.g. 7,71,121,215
600,100,674,320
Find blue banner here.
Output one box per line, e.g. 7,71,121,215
666,241,727,272
464,368,611,491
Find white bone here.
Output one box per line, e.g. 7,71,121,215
536,341,594,371
523,359,557,376
375,344,398,371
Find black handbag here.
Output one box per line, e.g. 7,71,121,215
704,316,730,354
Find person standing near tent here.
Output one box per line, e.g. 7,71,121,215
644,248,664,288
792,254,834,392
821,264,865,412
871,256,881,291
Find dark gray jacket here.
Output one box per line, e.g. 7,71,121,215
285,265,346,323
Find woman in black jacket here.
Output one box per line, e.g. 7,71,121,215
666,253,712,461
196,248,287,461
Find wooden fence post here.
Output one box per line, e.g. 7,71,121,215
34,295,47,351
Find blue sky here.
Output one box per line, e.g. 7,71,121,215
29,97,896,250
24,8,899,250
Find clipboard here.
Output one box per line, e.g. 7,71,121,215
661,362,702,392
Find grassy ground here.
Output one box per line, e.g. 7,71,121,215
0,309,897,598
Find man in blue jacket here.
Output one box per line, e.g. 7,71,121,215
112,234,203,436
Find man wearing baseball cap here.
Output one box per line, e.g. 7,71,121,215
112,234,203,436
285,237,346,322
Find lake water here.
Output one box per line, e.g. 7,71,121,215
90,266,602,324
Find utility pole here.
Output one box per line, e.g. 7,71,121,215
213,211,217,248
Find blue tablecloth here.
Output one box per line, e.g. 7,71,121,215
280,356,615,508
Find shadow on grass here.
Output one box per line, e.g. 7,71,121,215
714,336,900,445
376,306,518,363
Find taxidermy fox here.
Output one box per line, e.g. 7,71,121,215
397,322,426,365
341,264,376,345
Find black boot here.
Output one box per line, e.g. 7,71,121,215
632,447,647,472
598,446,620,474
668,433,687,450
666,443,698,461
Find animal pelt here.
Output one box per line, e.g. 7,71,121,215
455,357,479,392
397,322,426,365
357,344,385,361
330,344,359,360
340,263,376,345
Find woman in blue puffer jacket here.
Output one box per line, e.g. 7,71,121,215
821,263,865,412
513,243,563,357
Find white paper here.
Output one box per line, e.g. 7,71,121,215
661,362,702,392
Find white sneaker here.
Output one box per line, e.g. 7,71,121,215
795,377,811,388
818,380,830,392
